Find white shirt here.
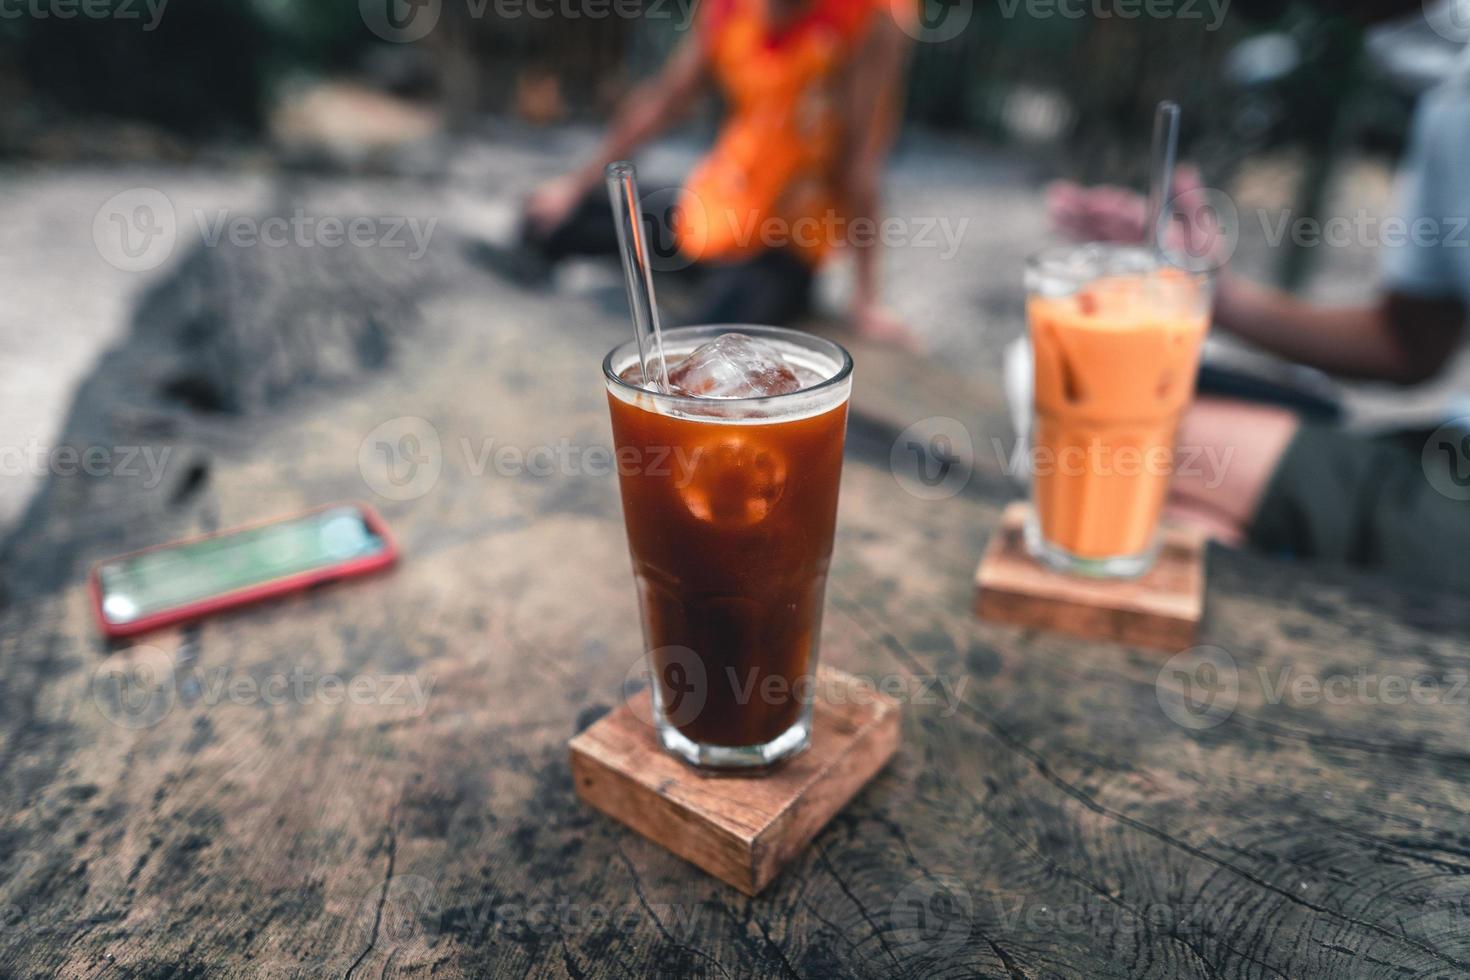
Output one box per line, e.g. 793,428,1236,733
1382,53,1470,301
1364,49,1470,428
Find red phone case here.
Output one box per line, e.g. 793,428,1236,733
88,501,399,639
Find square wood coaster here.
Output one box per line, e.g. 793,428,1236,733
975,502,1206,651
569,666,899,896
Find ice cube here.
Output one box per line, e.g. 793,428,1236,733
677,432,787,526
666,333,803,398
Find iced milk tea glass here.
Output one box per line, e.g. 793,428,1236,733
603,325,853,770
1024,244,1210,578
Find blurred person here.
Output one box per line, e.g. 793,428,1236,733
1046,42,1470,588
512,0,913,344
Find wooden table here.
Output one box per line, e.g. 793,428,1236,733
5,241,1470,978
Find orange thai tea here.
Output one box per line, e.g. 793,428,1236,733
1025,246,1209,576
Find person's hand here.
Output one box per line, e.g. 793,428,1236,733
850,300,920,351
1046,177,1149,244
1046,164,1232,271
524,174,586,238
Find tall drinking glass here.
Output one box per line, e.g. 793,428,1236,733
1024,244,1210,577
603,325,853,770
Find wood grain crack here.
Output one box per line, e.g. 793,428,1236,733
344,806,399,980
615,846,732,980
814,841,902,971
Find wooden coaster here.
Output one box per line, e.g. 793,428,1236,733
975,502,1205,651
569,666,899,896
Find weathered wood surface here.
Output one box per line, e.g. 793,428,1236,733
4,235,1470,978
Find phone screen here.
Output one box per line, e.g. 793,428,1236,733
96,505,387,626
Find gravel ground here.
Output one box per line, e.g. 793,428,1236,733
0,127,1424,534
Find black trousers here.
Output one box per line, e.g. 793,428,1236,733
1249,423,1470,591
527,185,815,328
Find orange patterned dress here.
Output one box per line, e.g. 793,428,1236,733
674,0,890,267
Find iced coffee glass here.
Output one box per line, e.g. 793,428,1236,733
1024,244,1210,578
603,325,852,770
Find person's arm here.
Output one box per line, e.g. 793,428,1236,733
1047,168,1468,385
1214,84,1468,385
1214,275,1465,385
837,12,911,342
525,38,711,233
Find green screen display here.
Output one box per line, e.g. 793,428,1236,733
97,506,385,624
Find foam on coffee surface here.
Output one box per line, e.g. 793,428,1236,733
611,331,844,424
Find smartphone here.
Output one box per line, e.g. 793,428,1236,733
89,502,398,638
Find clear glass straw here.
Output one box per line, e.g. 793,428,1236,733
1145,100,1180,257
605,160,670,392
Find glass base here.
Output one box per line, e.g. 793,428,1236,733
655,714,812,773
1024,513,1158,579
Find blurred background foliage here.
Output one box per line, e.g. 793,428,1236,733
0,1,1420,149
0,0,1450,285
